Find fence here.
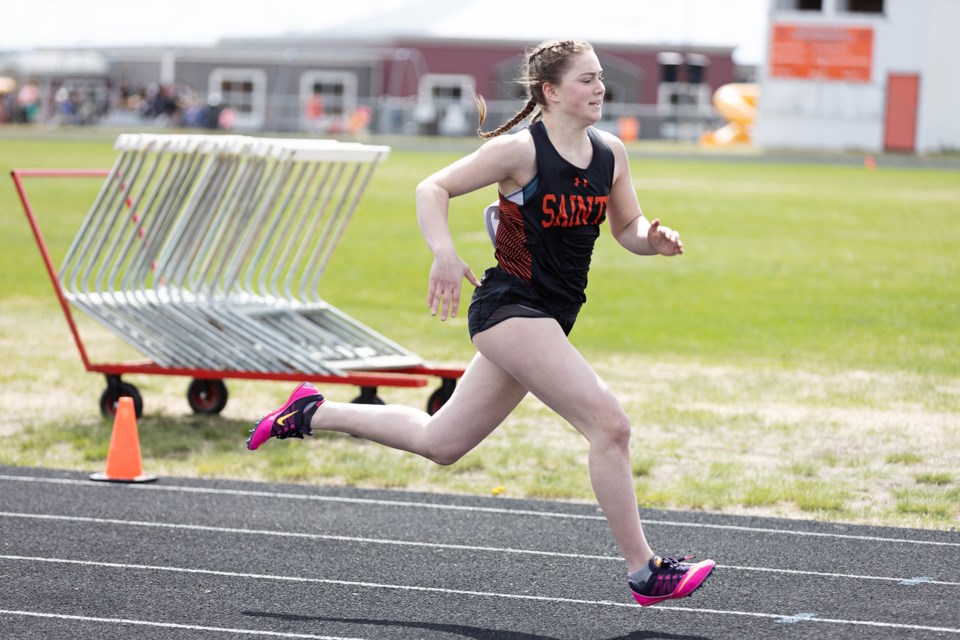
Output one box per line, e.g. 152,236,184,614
80,93,723,142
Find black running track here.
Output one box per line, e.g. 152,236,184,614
1,465,957,639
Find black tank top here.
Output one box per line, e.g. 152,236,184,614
494,120,615,309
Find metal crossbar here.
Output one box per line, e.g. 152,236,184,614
56,134,421,375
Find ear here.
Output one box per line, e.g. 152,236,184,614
542,82,560,104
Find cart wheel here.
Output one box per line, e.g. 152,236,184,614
351,387,385,406
100,382,143,420
186,379,228,415
426,379,457,416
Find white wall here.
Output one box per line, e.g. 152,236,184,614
916,0,960,152
755,78,884,150
755,0,960,153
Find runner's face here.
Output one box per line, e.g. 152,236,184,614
554,51,605,123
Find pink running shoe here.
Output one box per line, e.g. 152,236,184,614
629,555,715,607
247,383,325,451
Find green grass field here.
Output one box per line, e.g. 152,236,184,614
1,129,958,529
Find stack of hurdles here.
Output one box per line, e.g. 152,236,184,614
59,134,422,376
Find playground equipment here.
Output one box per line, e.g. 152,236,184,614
13,134,463,418
700,83,758,147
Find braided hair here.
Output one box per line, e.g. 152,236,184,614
474,39,594,139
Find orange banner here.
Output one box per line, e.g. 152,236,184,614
770,24,874,82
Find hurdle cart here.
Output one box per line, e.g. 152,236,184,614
13,134,463,419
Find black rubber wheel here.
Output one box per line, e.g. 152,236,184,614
426,379,457,416
426,386,452,415
186,379,228,415
351,387,386,405
99,381,143,420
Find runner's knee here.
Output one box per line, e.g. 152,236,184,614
585,405,632,450
425,442,468,466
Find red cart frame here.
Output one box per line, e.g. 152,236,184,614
12,168,463,418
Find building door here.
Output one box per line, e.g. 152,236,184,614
884,73,920,152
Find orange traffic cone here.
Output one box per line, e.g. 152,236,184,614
90,396,157,483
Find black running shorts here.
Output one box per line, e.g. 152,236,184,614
467,267,579,339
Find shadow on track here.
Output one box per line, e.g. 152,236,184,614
242,611,710,640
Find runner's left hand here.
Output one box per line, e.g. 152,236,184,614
648,218,683,256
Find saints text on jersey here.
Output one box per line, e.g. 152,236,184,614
540,193,608,229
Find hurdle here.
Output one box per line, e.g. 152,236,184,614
13,134,464,418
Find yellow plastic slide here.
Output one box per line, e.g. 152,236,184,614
700,83,758,147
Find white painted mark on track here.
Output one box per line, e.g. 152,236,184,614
2,556,960,635
777,612,817,624
2,511,958,587
2,474,958,548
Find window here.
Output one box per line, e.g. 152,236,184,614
686,53,709,85
426,80,467,107
775,0,823,10
839,0,884,13
208,68,266,129
417,74,475,135
300,71,357,131
657,52,710,86
657,52,683,83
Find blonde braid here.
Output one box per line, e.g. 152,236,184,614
476,97,537,139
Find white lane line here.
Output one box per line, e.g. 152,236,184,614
2,473,958,547
2,556,959,635
2,512,957,587
716,563,957,587
0,609,364,639
0,511,612,560
655,603,960,635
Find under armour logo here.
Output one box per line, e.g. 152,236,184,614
574,177,589,188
